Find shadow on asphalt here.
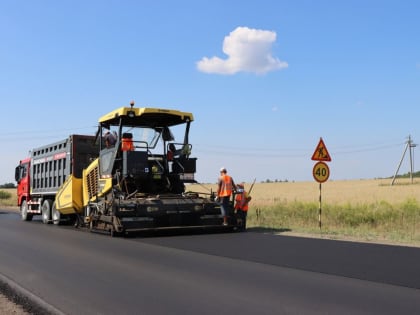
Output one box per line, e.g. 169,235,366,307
126,226,237,238
124,226,292,238
246,227,292,234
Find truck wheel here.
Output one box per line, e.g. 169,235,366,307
20,200,33,221
52,201,61,225
41,199,53,224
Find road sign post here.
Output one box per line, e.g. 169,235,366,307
311,138,331,231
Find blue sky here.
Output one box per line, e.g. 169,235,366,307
1,0,419,184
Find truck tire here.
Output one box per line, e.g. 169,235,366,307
41,199,53,224
20,200,33,221
52,201,61,225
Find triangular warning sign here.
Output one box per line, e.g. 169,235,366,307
311,138,331,161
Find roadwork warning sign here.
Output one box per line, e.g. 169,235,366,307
311,138,331,162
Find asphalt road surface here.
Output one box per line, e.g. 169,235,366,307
1,209,420,315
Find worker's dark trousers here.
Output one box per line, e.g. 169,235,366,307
236,210,247,231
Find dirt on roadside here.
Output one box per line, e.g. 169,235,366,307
0,294,29,315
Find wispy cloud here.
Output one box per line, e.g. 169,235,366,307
197,26,288,75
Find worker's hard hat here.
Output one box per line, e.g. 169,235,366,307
220,167,226,172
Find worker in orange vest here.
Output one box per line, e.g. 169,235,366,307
234,182,251,231
217,167,236,226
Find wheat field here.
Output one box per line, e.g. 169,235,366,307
5,179,420,208
188,178,420,207
189,178,420,246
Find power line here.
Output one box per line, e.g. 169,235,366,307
196,142,404,158
0,123,410,159
0,125,96,135
333,142,403,155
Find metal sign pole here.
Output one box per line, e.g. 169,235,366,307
311,137,331,236
319,183,322,232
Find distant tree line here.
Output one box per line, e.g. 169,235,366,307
262,179,291,183
0,183,16,188
261,171,420,183
392,171,420,179
3,171,420,188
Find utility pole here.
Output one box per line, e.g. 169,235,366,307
391,135,417,185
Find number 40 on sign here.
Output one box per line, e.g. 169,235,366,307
312,161,330,183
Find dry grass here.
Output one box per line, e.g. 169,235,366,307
8,178,418,208
188,178,420,247
0,189,17,207
189,178,420,207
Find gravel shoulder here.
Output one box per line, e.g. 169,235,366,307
0,294,29,315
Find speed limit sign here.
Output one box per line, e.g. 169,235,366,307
313,161,330,183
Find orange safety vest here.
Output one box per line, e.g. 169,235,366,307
235,191,249,211
218,175,233,197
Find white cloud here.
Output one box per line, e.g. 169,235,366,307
197,26,288,75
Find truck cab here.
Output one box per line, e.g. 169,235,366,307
15,157,31,219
